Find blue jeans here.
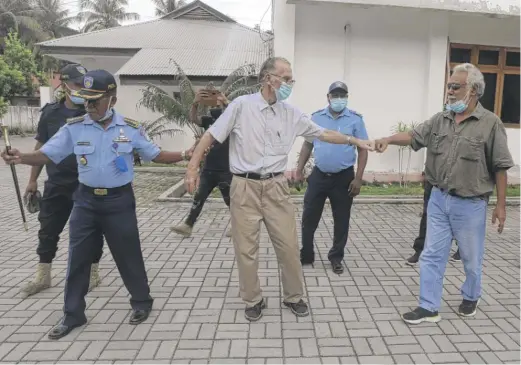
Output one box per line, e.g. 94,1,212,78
419,187,487,312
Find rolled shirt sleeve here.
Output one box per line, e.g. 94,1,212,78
296,113,325,143
133,126,161,162
39,125,74,164
410,115,438,152
209,99,240,143
489,121,515,172
354,116,369,140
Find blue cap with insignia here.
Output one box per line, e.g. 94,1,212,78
77,69,117,100
328,81,348,94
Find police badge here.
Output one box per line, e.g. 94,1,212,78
84,76,94,89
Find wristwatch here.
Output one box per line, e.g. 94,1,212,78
345,135,352,145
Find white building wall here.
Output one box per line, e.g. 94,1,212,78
274,0,520,172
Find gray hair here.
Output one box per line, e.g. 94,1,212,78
452,63,485,98
258,57,291,83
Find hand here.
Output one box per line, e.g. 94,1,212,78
375,138,389,153
194,90,209,104
217,93,229,106
25,180,38,200
355,139,375,151
491,204,506,234
348,178,362,197
184,167,200,194
1,148,22,165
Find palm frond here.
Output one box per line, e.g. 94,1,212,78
170,59,195,107
139,83,191,126
227,83,261,101
150,127,184,139
223,75,251,97
220,63,256,93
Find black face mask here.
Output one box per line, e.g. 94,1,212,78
209,108,222,120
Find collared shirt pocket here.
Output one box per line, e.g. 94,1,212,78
73,144,95,170
429,132,448,155
114,143,133,155
458,137,484,162
266,129,291,156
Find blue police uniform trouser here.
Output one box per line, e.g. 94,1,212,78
63,183,153,326
37,180,103,263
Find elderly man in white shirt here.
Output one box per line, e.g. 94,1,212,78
185,57,374,322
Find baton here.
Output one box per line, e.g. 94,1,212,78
1,124,28,231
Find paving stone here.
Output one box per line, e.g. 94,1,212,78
0,157,518,364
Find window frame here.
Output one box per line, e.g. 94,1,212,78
447,43,520,129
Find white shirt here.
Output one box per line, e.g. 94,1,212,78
209,92,325,174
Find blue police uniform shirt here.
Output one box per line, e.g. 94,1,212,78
311,106,369,173
40,110,161,188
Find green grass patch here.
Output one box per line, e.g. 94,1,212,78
209,182,519,197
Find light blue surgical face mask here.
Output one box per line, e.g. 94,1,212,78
330,98,347,112
69,95,85,105
94,96,114,123
445,100,467,113
275,82,293,102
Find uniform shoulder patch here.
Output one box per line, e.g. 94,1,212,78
66,115,85,125
124,117,140,129
349,109,363,118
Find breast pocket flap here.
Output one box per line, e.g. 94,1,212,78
117,143,133,154
73,145,95,155
459,137,483,161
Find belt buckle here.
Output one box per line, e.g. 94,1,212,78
259,173,271,180
93,188,108,196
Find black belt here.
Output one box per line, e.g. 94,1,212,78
316,166,353,177
233,172,283,180
434,185,486,200
79,183,132,196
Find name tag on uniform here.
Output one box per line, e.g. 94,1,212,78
77,141,91,146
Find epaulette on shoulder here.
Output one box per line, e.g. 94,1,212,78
66,115,85,125
124,117,140,129
312,108,325,116
349,109,363,118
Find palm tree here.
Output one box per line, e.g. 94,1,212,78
138,61,261,140
77,0,140,33
0,0,46,46
152,0,187,16
32,0,78,39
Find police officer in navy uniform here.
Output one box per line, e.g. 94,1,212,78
22,64,104,297
2,69,193,340
295,81,369,274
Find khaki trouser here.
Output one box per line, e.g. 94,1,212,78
230,174,304,307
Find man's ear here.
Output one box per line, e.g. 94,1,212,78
111,96,118,107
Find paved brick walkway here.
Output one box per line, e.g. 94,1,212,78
0,160,519,363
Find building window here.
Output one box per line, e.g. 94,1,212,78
448,43,520,128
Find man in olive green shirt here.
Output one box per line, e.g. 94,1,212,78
375,63,514,324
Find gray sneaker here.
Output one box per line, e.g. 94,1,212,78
170,222,193,237
245,299,266,321
283,299,309,317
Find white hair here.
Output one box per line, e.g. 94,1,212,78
452,63,485,98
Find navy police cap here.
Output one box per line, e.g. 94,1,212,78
328,81,348,94
77,69,117,100
59,64,87,83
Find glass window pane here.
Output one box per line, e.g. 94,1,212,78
478,50,499,65
506,52,520,67
481,73,497,113
501,74,520,124
450,47,471,63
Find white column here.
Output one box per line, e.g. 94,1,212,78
423,13,449,164
273,0,296,66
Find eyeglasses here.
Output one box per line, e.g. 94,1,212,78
447,83,467,91
269,73,296,86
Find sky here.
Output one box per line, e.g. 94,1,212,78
65,0,273,30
